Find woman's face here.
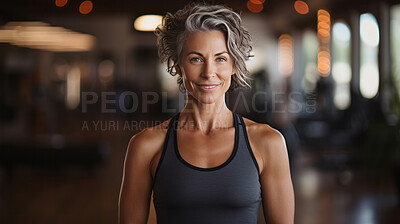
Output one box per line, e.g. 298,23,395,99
177,30,234,104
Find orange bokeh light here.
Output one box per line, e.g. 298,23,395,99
250,0,266,4
318,50,330,57
318,22,330,30
318,29,330,37
317,9,331,76
318,15,330,23
55,0,68,7
79,1,93,15
278,34,294,77
247,1,263,13
294,1,309,15
318,9,330,15
318,50,331,76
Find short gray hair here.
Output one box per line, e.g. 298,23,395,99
155,3,253,92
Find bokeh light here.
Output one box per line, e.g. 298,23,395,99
66,66,81,110
391,5,400,101
359,13,380,99
360,13,380,47
0,21,95,52
334,84,351,110
294,1,309,15
333,22,351,43
98,60,115,84
317,9,331,76
134,15,163,32
332,22,352,110
318,50,331,75
360,64,379,98
332,62,351,84
302,30,319,91
247,1,263,13
249,0,266,4
79,1,93,15
278,34,294,77
55,0,68,7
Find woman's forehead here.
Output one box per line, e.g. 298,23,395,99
182,30,228,54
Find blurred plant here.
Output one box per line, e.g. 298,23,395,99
389,69,400,121
360,72,400,204
361,71,400,174
361,119,400,177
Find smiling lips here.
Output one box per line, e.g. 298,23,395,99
196,83,220,90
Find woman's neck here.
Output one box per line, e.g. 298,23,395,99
179,96,233,135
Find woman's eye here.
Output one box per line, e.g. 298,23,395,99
217,57,227,62
190,58,201,63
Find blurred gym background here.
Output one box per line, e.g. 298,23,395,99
1,0,400,223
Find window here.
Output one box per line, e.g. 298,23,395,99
301,30,319,92
390,4,400,118
332,22,352,110
359,13,380,99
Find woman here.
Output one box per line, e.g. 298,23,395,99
119,3,294,224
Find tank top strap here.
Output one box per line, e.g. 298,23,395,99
234,112,243,126
235,112,261,176
152,112,180,188
169,112,180,129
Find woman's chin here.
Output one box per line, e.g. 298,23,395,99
188,93,221,105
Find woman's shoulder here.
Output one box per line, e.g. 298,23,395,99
241,117,287,159
132,118,171,140
241,117,284,141
126,117,173,160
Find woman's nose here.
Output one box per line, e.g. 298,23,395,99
201,61,216,78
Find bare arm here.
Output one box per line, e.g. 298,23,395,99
259,128,295,224
242,119,295,223
119,133,155,224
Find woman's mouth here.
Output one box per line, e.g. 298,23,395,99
196,84,220,90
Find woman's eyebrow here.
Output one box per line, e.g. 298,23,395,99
215,51,228,56
186,52,203,57
186,51,228,57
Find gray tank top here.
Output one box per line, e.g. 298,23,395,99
152,111,262,224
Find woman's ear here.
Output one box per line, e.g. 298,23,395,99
175,64,182,76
